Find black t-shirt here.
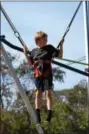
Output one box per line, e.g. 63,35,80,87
30,44,59,77
30,44,59,60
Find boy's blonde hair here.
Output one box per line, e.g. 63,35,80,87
34,31,48,44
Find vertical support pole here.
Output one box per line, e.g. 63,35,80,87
83,1,89,131
1,44,44,134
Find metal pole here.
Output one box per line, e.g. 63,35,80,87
1,44,44,134
83,1,89,132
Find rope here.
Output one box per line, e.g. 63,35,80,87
55,57,89,66
57,1,82,48
75,56,86,61
66,57,86,66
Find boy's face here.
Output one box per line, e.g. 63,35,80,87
37,36,48,47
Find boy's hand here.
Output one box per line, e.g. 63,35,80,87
60,38,64,46
57,38,64,48
23,45,28,55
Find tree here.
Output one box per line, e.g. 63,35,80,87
54,80,88,134
0,53,15,110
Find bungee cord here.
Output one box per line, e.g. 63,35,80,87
57,1,82,48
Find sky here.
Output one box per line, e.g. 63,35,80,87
1,1,88,91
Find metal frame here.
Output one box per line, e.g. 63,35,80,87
83,1,89,131
1,44,44,134
1,1,89,133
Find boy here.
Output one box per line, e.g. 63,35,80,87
23,31,64,123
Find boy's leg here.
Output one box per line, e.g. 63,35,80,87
35,89,42,123
35,77,44,123
44,76,53,122
35,89,42,109
46,89,52,110
46,89,52,122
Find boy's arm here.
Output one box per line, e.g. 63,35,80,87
23,46,33,66
57,38,64,59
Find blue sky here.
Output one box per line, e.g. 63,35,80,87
1,1,87,90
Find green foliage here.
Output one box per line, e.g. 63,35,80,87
1,52,88,134
1,80,88,134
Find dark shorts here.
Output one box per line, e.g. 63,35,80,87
35,76,53,92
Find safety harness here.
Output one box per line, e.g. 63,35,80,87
34,60,52,77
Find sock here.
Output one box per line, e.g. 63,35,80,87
36,109,41,123
46,110,52,122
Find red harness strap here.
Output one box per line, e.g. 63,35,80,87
33,60,52,77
